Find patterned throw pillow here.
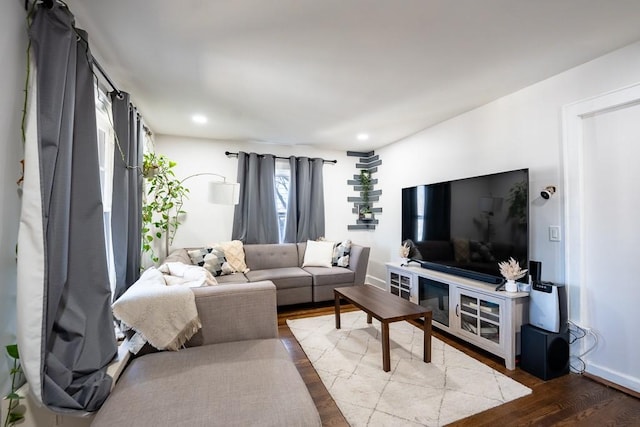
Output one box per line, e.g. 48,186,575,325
187,247,213,266
188,247,231,277
214,240,249,273
332,239,352,267
203,248,234,277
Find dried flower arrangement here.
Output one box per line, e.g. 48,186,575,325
498,257,528,281
400,243,410,258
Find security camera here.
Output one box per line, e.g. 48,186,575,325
541,186,556,199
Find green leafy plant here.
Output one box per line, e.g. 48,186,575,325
4,344,25,427
358,169,372,217
141,152,189,263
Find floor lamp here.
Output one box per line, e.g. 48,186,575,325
165,173,240,256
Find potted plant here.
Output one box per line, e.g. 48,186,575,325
141,152,189,263
3,344,25,427
359,206,373,220
358,169,373,220
498,257,528,292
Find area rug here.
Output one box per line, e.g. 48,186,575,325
287,311,531,426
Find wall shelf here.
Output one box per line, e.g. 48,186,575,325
347,151,382,230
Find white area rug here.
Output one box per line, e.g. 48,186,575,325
287,311,531,426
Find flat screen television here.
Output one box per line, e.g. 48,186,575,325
402,169,529,284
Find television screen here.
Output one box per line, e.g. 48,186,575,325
402,169,529,284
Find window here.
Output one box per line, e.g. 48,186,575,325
274,159,290,242
94,83,116,298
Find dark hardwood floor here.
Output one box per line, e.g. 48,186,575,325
278,303,640,426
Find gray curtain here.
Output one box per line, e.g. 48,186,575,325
232,152,279,243
284,157,325,242
30,3,116,412
111,93,143,300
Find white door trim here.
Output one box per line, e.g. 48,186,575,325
562,82,640,392
562,82,640,324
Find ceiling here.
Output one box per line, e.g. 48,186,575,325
67,0,640,151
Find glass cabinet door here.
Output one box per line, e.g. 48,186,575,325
457,290,502,346
390,272,400,296
479,300,500,344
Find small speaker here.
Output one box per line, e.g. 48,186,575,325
529,260,542,283
520,324,569,380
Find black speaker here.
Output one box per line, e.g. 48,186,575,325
529,260,542,283
520,324,569,380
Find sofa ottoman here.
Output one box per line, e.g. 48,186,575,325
92,282,321,427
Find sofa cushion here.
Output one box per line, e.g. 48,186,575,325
92,339,321,427
245,267,312,290
214,273,249,284
244,243,299,270
303,266,355,286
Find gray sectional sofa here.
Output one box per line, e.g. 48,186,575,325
93,281,321,426
166,241,370,306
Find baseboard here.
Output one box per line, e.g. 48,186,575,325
366,275,386,290
585,362,640,396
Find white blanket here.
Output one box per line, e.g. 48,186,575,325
112,266,210,352
158,262,218,287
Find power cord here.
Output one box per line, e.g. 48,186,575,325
567,320,598,374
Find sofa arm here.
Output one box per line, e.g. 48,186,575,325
186,281,278,347
348,244,370,285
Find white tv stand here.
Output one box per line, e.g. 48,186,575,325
386,262,529,370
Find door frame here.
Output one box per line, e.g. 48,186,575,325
562,82,640,391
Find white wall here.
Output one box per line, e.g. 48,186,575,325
373,40,640,287
154,136,376,255
373,40,640,389
0,1,28,395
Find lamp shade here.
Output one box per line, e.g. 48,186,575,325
208,181,240,205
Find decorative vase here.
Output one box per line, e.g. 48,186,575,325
505,279,518,292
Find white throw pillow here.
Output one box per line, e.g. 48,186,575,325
302,240,335,268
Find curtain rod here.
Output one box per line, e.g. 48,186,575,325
225,151,337,164
93,59,123,99
27,0,123,98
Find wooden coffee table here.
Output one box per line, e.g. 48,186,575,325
334,285,432,372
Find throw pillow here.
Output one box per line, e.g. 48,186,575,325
187,247,214,266
302,240,335,268
203,248,234,277
213,240,249,273
187,247,232,277
332,239,352,267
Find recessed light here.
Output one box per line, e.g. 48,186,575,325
357,133,369,141
192,114,207,124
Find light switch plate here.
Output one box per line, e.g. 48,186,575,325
549,225,561,241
